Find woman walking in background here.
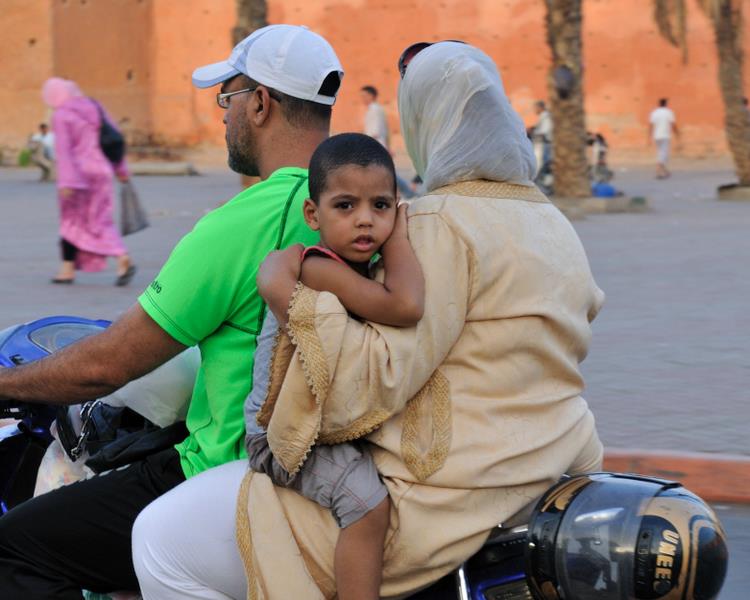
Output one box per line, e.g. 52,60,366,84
42,77,136,286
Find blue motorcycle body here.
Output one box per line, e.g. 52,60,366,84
0,316,110,514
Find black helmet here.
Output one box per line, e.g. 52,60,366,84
526,472,728,600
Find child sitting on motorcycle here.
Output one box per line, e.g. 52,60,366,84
245,132,425,600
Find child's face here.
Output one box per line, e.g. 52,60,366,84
304,164,396,264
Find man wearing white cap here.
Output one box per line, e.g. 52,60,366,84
0,25,342,599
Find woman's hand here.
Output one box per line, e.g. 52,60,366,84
60,188,74,199
257,245,304,326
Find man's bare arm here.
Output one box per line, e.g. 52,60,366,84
0,304,186,405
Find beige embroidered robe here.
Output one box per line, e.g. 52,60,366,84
237,181,605,599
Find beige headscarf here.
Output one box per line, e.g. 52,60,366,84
398,42,536,191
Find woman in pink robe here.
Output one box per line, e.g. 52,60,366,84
42,77,136,285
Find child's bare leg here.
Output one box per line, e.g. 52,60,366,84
334,497,390,600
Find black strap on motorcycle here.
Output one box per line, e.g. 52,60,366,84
84,420,187,473
56,402,187,473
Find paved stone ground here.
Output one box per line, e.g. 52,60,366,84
0,161,747,596
574,159,750,456
3,160,745,456
714,503,750,599
0,168,237,325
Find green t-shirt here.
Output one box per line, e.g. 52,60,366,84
138,167,319,478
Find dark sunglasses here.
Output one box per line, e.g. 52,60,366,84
397,40,467,79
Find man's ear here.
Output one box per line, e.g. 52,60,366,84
249,86,273,127
303,198,320,231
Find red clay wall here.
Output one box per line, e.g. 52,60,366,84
148,1,236,145
52,0,153,140
2,0,747,157
270,0,748,157
1,0,54,151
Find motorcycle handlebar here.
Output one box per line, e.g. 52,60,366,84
0,400,34,421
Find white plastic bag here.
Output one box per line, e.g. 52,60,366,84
34,433,93,497
100,347,200,427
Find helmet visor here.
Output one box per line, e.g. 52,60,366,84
555,477,661,600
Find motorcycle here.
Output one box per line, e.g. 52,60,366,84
410,519,532,599
411,470,730,600
0,316,110,514
0,316,729,600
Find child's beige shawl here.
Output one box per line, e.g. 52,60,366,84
237,181,605,600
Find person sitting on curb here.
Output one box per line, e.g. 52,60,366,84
28,122,55,182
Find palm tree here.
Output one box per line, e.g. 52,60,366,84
233,0,267,45
544,0,591,198
234,0,267,188
654,0,750,185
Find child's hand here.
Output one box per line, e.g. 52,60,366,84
392,203,410,238
382,204,409,257
257,244,304,301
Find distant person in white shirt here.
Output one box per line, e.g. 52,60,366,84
28,122,55,181
361,85,389,148
649,98,679,179
361,85,415,197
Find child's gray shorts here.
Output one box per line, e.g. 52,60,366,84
246,432,388,529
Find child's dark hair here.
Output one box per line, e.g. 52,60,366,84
308,133,396,203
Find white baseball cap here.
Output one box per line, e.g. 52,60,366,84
192,24,343,106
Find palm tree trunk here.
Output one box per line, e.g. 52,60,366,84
544,0,590,198
710,1,750,185
233,0,267,45
234,0,267,188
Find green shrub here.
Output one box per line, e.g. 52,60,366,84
18,148,32,167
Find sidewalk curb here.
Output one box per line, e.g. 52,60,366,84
604,448,750,504
129,161,198,176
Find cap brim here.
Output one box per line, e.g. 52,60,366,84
192,60,241,89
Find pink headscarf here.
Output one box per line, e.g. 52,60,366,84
42,77,83,109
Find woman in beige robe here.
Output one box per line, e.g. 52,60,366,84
133,42,604,600
244,39,605,598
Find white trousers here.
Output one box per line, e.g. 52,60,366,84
655,138,671,165
132,460,249,600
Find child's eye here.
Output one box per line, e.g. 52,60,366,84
335,201,353,210
375,200,392,210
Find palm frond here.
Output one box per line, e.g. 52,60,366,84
676,0,687,62
696,0,721,20
653,0,689,62
654,0,679,45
